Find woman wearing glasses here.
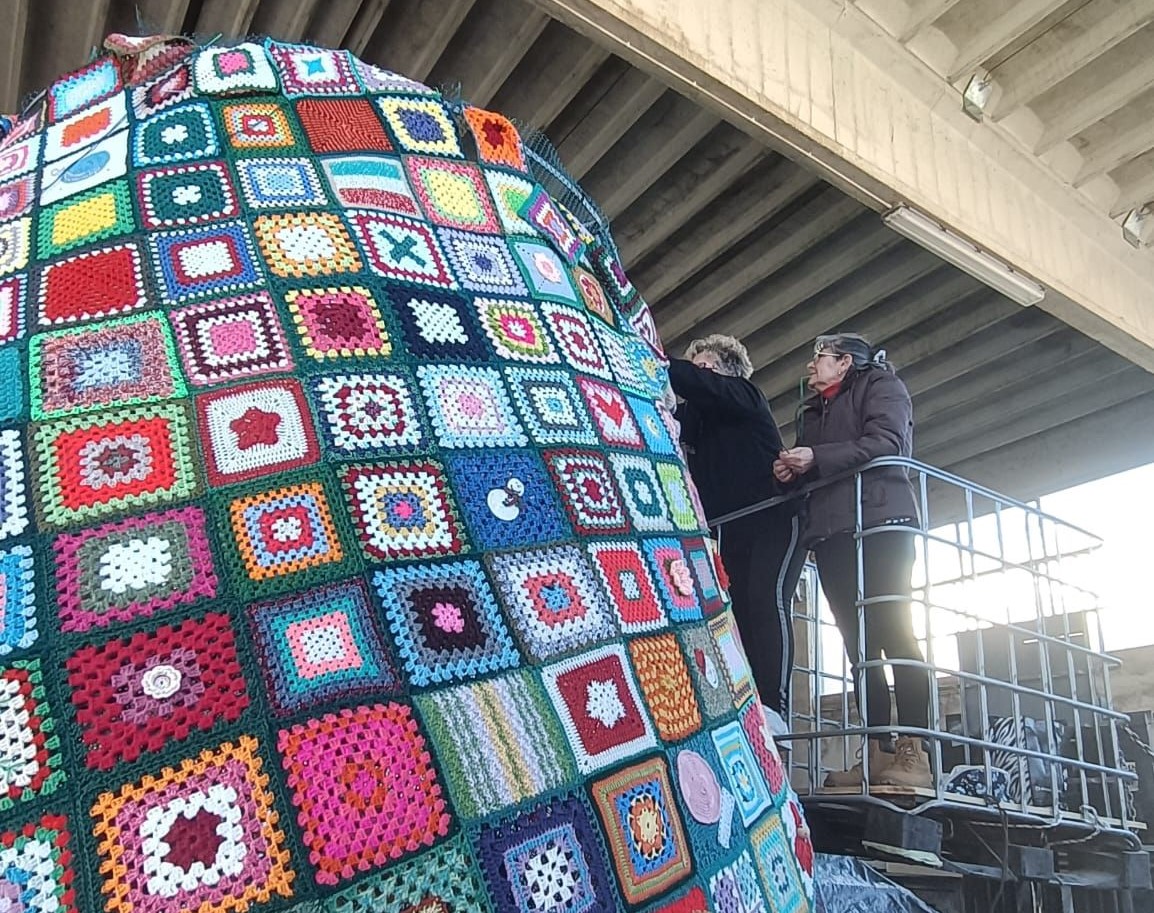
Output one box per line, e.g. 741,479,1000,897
775,333,932,788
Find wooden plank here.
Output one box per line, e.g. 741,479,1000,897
0,0,28,113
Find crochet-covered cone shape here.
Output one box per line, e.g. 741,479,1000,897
0,33,815,913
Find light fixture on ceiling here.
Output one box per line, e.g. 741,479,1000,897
1122,207,1149,248
962,73,993,122
882,205,1046,307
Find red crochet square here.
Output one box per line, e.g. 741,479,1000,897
37,244,146,326
296,98,392,153
66,612,249,770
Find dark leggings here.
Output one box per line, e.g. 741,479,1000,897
814,529,930,732
720,510,807,716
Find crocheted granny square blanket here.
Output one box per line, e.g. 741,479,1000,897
0,34,815,913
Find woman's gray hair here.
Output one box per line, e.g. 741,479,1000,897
684,334,754,379
815,332,892,371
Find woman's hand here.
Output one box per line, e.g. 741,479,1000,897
778,447,815,474
773,459,797,483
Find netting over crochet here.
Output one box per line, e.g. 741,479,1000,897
0,33,815,913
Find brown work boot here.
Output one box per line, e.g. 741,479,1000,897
875,736,933,788
823,740,892,787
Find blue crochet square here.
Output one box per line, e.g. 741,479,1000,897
373,559,520,688
629,396,677,457
385,286,490,363
445,449,569,551
0,348,23,424
49,58,119,121
510,239,579,306
149,220,264,304
505,366,598,447
667,733,748,873
236,157,327,209
0,545,35,655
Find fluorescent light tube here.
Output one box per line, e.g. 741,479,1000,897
883,205,1045,307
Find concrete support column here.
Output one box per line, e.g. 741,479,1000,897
529,0,1154,371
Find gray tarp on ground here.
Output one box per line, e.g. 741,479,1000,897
815,854,940,912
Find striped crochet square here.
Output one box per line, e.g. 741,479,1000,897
541,644,656,775
65,611,249,770
28,312,186,419
416,668,576,820
417,364,527,449
31,403,198,530
277,703,452,885
588,541,666,634
374,559,520,688
90,736,294,912
0,816,76,913
505,366,598,446
0,659,65,811
709,613,755,709
310,372,425,456
473,795,619,913
446,450,570,551
248,579,398,716
589,757,693,905
319,154,421,215
340,461,466,562
170,292,295,386
196,379,320,486
629,633,701,742
52,505,217,633
0,546,34,656
643,539,703,623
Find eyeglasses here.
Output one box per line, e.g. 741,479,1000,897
810,351,844,362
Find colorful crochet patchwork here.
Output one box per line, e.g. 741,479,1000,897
0,34,813,913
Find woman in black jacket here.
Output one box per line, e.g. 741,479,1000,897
669,334,806,733
775,333,932,788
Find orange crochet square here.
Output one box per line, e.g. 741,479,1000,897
628,632,701,741
463,106,526,171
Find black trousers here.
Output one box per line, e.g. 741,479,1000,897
720,510,807,716
814,529,930,732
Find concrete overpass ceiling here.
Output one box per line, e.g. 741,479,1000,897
6,0,1154,507
856,0,1154,223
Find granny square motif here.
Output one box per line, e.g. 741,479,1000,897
170,292,295,386
37,180,134,257
377,97,462,158
236,157,327,209
0,816,77,913
0,546,35,656
221,102,299,150
269,44,360,97
417,364,527,449
285,285,391,359
193,43,279,96
476,297,559,364
406,155,500,234
438,228,528,296
544,448,630,535
0,659,65,809
386,286,488,362
133,101,219,166
505,365,598,446
310,372,425,456
150,220,264,303
588,540,667,634
137,160,240,228
546,303,613,380
346,210,457,289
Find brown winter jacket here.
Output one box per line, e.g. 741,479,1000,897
793,365,919,546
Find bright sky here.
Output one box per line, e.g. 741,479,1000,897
1036,461,1154,652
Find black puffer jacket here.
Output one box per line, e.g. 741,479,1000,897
667,358,792,535
794,365,918,546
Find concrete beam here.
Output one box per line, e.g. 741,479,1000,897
251,0,323,43
913,333,1107,451
679,217,904,352
773,293,1017,438
136,0,190,35
1034,33,1154,155
428,0,550,107
551,65,666,178
929,391,1154,521
28,0,112,92
946,0,1071,84
899,0,965,43
529,0,1154,370
0,0,28,113
579,91,717,219
744,245,941,371
194,0,260,38
1109,162,1154,217
1074,116,1154,187
364,0,477,83
655,188,862,343
754,268,981,399
991,0,1154,119
924,365,1154,469
488,23,609,129
632,157,817,301
309,0,391,53
614,128,764,268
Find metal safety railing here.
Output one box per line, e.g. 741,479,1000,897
711,456,1140,842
